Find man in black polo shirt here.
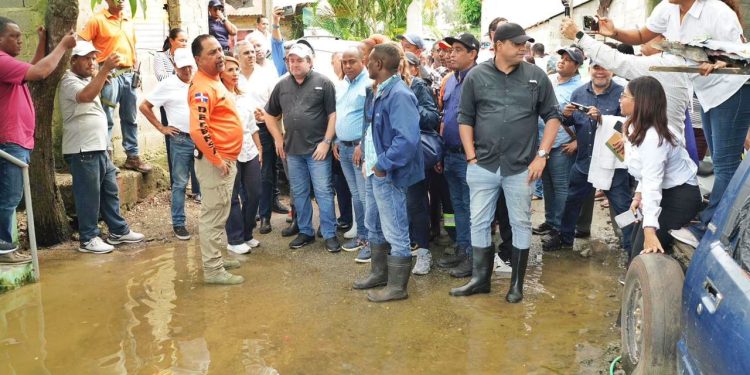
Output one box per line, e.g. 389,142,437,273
264,43,340,252
449,23,563,303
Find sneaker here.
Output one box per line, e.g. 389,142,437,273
246,238,260,248
223,258,241,270
336,219,352,232
325,237,341,253
173,226,191,240
289,233,315,249
409,242,419,255
106,230,145,245
670,227,699,248
0,239,18,254
78,237,114,254
204,270,244,285
0,251,32,264
123,155,153,173
193,194,202,203
532,222,554,235
343,222,357,239
342,239,364,252
227,243,251,255
355,245,371,263
494,254,512,278
412,248,432,275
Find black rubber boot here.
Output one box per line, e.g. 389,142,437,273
281,208,299,237
449,245,494,296
353,243,389,289
448,253,473,278
367,255,412,302
505,247,529,303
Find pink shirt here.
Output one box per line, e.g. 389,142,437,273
0,51,35,150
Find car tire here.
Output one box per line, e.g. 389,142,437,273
621,254,684,374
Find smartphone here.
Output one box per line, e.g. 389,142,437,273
570,102,591,113
614,120,623,133
583,16,600,32
615,209,642,229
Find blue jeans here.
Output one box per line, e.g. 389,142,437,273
541,147,574,230
64,151,129,243
226,157,261,245
365,174,411,257
560,167,634,252
101,72,139,156
169,133,196,226
0,143,30,243
337,143,367,241
443,152,472,252
467,164,533,250
286,153,336,238
693,85,750,236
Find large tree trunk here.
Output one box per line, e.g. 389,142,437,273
27,0,78,246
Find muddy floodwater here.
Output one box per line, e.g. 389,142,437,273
0,233,623,374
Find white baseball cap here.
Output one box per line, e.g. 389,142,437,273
71,41,100,57
173,48,196,68
287,43,312,60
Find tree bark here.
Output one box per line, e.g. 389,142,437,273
27,0,78,246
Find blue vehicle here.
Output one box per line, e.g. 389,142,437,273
620,157,750,374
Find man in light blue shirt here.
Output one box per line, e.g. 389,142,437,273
334,46,373,261
533,47,581,246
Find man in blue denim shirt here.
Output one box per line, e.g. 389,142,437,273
352,43,423,303
435,33,479,277
334,46,372,261
550,64,625,251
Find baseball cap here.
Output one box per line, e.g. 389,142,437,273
71,41,100,57
396,33,425,50
287,43,313,59
444,33,480,51
436,40,451,50
405,52,420,66
208,0,223,8
557,47,584,65
295,39,315,55
173,48,195,68
493,23,535,44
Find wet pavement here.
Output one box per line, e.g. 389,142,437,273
1,201,625,374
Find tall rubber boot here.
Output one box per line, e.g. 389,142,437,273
282,206,299,237
367,255,411,302
505,247,529,303
449,245,494,296
353,243,389,289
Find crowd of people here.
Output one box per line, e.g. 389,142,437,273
1,0,748,304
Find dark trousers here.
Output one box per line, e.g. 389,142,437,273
576,189,595,233
258,125,279,220
407,177,431,249
332,157,352,225
631,183,701,261
496,190,513,261
428,169,453,238
226,157,262,245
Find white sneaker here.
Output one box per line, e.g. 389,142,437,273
494,254,512,278
343,222,357,239
79,237,114,254
669,227,699,248
106,230,145,245
412,248,432,275
227,243,251,254
245,238,260,248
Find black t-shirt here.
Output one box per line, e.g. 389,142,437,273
265,71,337,155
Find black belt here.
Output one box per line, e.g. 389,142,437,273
446,145,464,153
340,140,360,147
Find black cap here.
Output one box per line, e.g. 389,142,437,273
556,47,584,65
208,0,223,8
493,23,535,44
405,52,420,66
444,33,480,51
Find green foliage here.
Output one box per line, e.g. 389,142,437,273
311,0,409,40
458,0,481,27
90,0,148,18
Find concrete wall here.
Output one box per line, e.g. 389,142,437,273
525,1,600,51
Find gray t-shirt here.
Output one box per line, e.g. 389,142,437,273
59,70,109,155
458,60,562,176
265,70,336,155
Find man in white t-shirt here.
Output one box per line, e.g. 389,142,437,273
60,41,145,254
139,47,196,241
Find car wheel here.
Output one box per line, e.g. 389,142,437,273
621,254,683,374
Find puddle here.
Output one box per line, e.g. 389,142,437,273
0,237,623,374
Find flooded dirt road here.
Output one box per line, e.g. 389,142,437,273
1,200,624,374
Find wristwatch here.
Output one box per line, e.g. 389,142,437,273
537,149,550,159
323,138,333,145
576,31,585,41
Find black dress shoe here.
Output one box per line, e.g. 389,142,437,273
532,222,554,235
272,199,290,214
325,237,341,253
289,233,315,249
259,217,272,234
